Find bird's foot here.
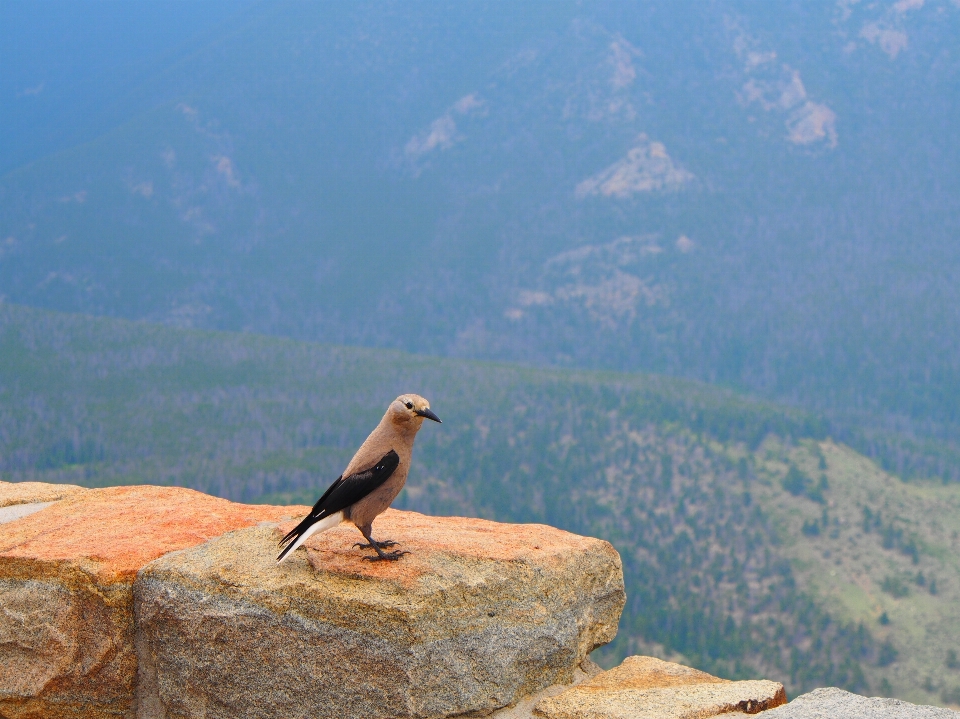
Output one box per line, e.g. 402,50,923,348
361,549,410,562
353,539,399,550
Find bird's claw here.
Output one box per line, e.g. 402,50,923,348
361,550,410,562
353,540,399,549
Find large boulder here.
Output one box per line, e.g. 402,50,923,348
758,688,960,719
0,484,306,719
534,655,786,719
133,508,626,719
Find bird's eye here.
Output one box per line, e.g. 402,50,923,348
405,401,414,409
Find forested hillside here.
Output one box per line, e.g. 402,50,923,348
3,304,958,705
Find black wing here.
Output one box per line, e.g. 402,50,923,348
277,449,400,560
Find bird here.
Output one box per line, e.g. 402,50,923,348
276,394,441,564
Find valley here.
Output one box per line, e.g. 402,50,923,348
2,303,957,705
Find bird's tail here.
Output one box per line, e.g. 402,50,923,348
276,511,344,564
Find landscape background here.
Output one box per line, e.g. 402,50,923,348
2,0,959,705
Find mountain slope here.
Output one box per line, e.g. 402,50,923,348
2,303,958,705
2,2,960,485
0,0,252,175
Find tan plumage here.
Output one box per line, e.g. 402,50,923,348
276,394,440,563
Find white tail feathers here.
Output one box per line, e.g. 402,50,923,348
276,511,344,564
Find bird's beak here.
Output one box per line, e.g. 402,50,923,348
415,408,442,423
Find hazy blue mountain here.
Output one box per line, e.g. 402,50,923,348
2,1,960,479
0,0,253,175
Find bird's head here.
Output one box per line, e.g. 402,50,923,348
388,394,441,427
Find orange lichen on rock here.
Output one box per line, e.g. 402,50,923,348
276,507,608,587
1,485,306,582
0,479,86,508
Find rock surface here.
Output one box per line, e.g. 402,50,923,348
758,688,960,719
490,659,604,719
0,480,85,507
0,484,305,719
0,501,56,525
134,508,625,719
534,655,786,719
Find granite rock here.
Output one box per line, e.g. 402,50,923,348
0,485,305,719
0,502,56,525
758,688,960,719
133,508,625,719
489,658,604,719
0,480,85,508
534,655,786,719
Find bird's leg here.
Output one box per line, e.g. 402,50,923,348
356,526,408,561
353,522,400,550
353,539,399,549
